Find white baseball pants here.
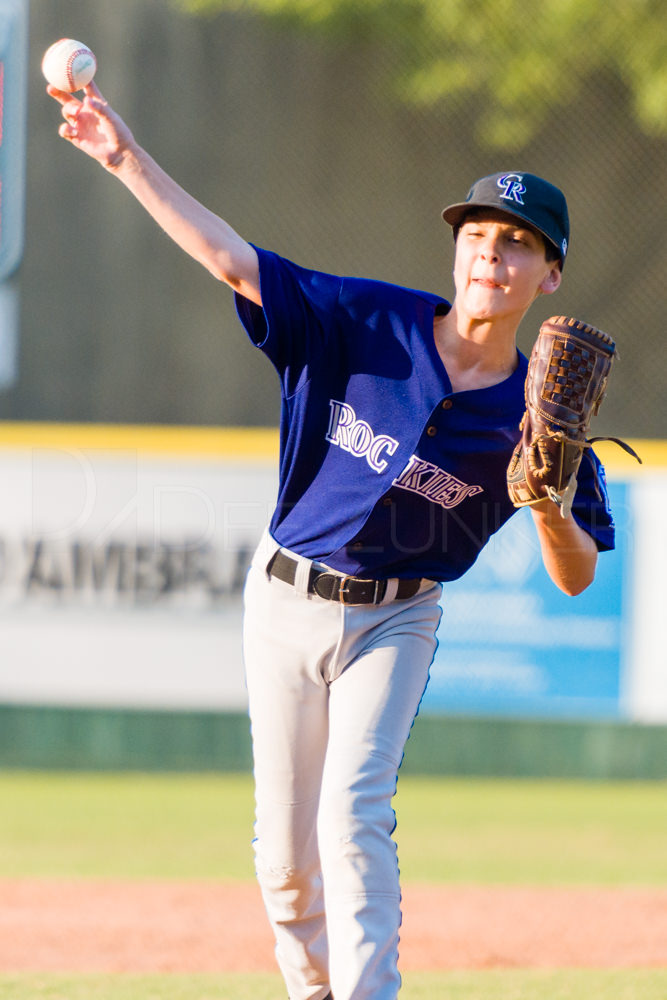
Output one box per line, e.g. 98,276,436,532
242,532,442,1000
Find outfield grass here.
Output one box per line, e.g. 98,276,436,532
1,772,256,881
396,776,667,885
1,772,665,885
1,771,665,884
1,970,666,1000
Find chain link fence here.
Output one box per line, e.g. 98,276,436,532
4,0,665,437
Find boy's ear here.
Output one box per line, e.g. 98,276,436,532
539,265,562,296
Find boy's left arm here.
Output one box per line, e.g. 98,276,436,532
530,499,598,596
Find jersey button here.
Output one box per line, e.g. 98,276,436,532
382,497,393,507
441,399,453,410
352,541,363,550
426,425,437,436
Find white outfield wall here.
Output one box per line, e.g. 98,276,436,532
0,423,664,722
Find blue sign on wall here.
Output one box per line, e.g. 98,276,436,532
424,483,631,719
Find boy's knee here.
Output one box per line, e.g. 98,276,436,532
254,842,321,896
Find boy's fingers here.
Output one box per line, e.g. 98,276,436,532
46,84,77,106
58,122,77,141
84,80,105,102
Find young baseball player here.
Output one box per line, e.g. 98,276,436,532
49,81,613,1000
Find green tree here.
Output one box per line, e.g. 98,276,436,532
172,0,667,148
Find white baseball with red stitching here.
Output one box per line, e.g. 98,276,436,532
42,38,97,93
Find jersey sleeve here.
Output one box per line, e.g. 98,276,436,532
234,246,343,396
571,449,615,551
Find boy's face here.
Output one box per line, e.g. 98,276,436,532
452,209,561,323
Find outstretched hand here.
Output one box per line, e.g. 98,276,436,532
47,80,135,171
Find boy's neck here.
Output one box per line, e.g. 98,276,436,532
434,306,521,392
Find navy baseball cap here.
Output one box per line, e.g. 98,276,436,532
442,171,570,265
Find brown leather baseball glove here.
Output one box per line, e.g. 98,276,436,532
507,316,641,518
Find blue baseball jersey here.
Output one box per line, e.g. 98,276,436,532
235,247,615,580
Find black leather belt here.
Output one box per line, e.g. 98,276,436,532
267,550,422,606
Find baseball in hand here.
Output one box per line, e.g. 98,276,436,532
42,38,97,93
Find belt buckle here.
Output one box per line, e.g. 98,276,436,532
338,575,356,605
338,575,384,605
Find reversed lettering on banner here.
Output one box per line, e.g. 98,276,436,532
0,536,253,607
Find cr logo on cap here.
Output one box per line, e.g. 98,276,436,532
497,173,526,205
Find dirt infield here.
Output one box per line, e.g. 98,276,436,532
1,880,666,972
